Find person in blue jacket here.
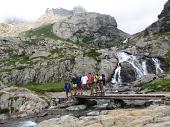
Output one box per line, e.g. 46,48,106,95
64,79,71,98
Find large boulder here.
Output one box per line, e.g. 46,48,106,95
99,58,117,81
98,48,118,80
120,62,137,83
0,87,48,116
72,55,97,75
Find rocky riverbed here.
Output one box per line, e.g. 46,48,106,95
36,105,170,127
1,96,170,127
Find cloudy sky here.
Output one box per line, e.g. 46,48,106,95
0,0,167,34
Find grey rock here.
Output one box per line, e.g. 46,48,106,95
120,62,137,83
0,114,7,120
106,99,125,110
124,100,152,107
66,105,86,111
36,115,83,127
0,81,5,90
72,55,97,75
0,87,48,117
30,51,51,59
132,74,157,87
86,111,100,116
53,12,129,48
99,58,117,80
145,121,170,127
158,0,170,19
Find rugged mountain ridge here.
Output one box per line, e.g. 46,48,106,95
0,2,170,86
0,7,129,85
52,10,129,48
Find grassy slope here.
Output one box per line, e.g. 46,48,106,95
142,78,170,92
17,81,66,94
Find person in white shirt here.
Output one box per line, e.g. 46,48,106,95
81,74,88,95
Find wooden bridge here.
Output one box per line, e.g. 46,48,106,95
74,94,170,100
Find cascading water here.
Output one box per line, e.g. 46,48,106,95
112,52,163,84
152,58,163,74
112,64,121,83
142,60,148,75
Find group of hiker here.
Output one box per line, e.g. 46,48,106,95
64,72,106,97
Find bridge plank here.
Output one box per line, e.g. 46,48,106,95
74,94,168,100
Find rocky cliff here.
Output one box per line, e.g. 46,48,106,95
0,7,130,85
53,11,129,48
122,0,170,62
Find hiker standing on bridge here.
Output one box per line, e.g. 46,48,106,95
87,73,94,95
71,75,77,95
81,74,88,95
64,80,71,98
93,73,99,95
98,74,106,96
75,74,82,95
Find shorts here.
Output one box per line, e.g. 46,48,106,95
81,84,88,89
93,82,98,88
73,84,77,87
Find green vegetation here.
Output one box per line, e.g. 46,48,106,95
164,70,170,74
0,108,9,114
85,49,102,61
155,32,170,36
5,49,32,67
142,78,170,92
0,92,4,96
19,81,65,94
25,23,64,41
50,48,63,54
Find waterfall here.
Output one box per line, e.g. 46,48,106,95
111,64,121,83
122,38,128,44
142,60,148,75
112,52,163,84
152,58,163,74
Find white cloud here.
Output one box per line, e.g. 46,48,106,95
0,0,167,34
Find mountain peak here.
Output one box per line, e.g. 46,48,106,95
45,6,87,17
158,0,170,19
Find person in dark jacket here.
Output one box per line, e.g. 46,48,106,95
102,74,106,95
75,74,82,94
64,80,71,98
71,75,77,95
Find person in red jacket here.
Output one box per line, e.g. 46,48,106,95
87,73,94,95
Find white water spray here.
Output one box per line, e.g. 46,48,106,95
142,60,148,75
112,52,163,84
152,58,163,74
112,64,121,83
